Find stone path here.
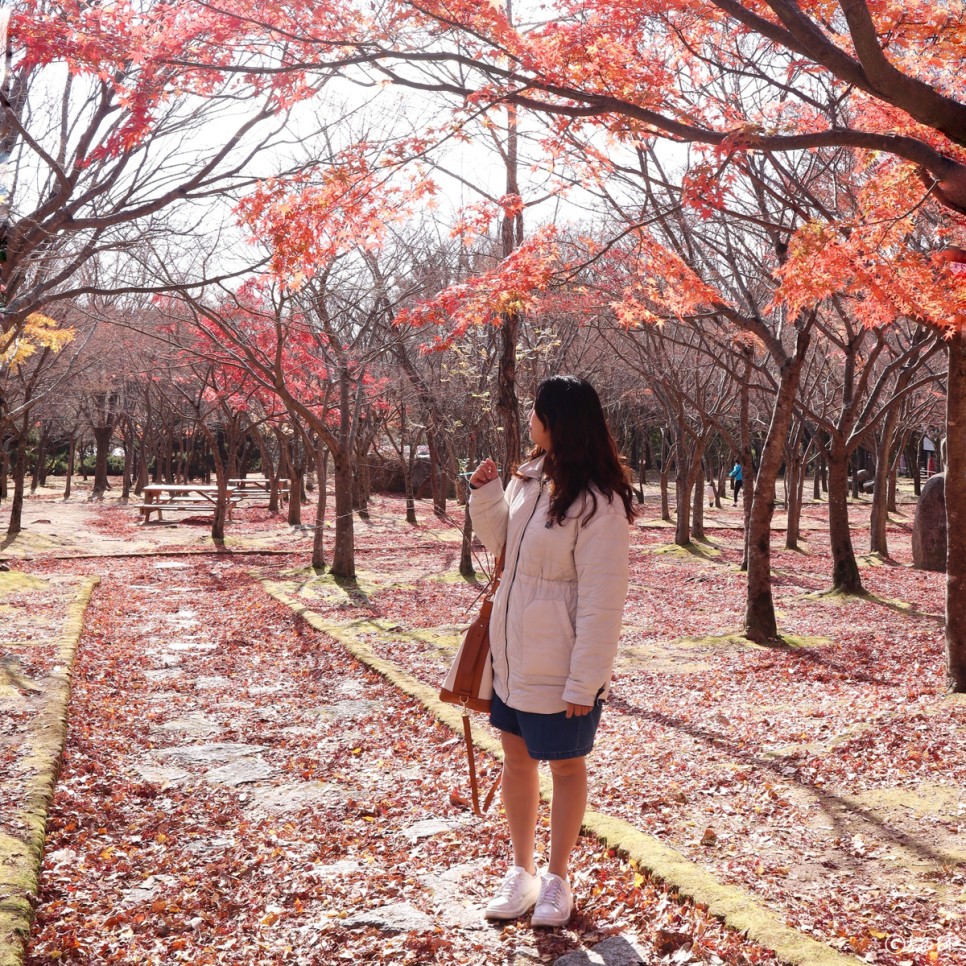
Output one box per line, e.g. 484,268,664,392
28,556,716,965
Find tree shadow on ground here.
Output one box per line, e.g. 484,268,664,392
606,695,956,871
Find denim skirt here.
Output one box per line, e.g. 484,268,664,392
490,690,603,761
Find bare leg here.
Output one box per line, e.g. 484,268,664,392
500,731,540,872
547,755,587,880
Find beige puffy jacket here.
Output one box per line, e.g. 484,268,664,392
469,456,630,714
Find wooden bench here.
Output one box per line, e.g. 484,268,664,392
135,485,240,523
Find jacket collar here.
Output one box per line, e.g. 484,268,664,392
517,454,546,480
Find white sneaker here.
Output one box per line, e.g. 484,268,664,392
484,865,541,920
531,872,573,927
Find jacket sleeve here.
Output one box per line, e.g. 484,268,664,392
563,503,630,707
468,477,510,559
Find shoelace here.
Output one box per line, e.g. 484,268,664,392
539,878,567,910
496,870,529,898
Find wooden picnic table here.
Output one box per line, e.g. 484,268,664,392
228,477,290,500
135,484,239,523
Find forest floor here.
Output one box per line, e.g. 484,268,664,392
0,480,963,965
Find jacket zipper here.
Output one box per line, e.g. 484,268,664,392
503,476,546,705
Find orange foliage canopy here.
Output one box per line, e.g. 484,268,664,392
16,0,966,334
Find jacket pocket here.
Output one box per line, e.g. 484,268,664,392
518,598,574,685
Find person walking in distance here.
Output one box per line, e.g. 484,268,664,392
728,460,743,505
468,375,634,928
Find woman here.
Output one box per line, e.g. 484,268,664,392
469,375,634,928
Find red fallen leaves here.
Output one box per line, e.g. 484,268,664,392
22,542,777,965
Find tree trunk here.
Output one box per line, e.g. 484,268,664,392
6,431,28,536
331,451,356,579
287,463,303,526
743,336,809,643
9,450,25,531
459,477,475,577
785,453,803,551
945,332,966,691
427,432,448,518
64,437,75,500
90,425,113,499
911,436,922,496
497,308,522,479
691,474,704,541
826,440,863,593
869,423,895,556
312,445,327,570
30,429,47,493
674,473,692,546
120,440,134,503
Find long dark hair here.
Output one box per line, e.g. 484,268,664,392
525,375,635,525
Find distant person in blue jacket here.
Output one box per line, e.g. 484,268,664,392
728,461,743,505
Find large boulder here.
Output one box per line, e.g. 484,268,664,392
912,472,946,572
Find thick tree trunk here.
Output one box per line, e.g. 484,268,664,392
0,448,8,500
691,474,705,541
674,473,692,546
287,465,303,526
312,446,327,570
744,337,809,643
945,333,966,692
331,452,356,579
90,425,113,500
826,441,863,593
6,432,28,536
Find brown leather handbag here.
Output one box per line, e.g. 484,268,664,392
439,553,504,814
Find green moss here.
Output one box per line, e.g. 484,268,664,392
0,576,98,966
0,572,48,594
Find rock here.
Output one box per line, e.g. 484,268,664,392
194,676,231,690
402,818,462,841
133,761,190,785
912,472,946,572
553,935,649,965
345,902,433,933
240,781,343,814
204,757,275,786
154,742,267,766
156,713,220,737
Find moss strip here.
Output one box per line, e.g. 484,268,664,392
0,577,98,966
261,580,861,966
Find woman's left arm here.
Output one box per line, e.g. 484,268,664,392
562,505,631,708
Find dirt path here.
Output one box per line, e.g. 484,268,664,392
22,553,773,965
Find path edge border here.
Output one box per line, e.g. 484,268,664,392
261,581,862,966
0,576,99,966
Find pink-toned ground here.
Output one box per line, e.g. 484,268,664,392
2,480,963,964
